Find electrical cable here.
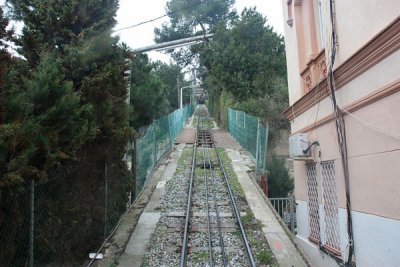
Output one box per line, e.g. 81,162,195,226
327,1,355,265
113,0,208,32
337,103,400,141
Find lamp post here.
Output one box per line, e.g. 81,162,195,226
180,85,192,109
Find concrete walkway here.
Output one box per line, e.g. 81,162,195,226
118,144,185,267
226,148,307,267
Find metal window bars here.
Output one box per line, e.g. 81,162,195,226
306,163,320,243
321,161,340,254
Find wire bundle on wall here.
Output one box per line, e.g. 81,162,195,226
327,1,355,266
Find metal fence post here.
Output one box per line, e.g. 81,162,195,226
104,163,108,240
167,115,172,149
132,138,137,201
263,123,269,171
29,179,35,267
255,119,260,174
289,195,295,233
153,122,157,165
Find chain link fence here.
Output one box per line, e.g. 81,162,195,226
0,105,192,267
135,105,192,196
227,108,268,173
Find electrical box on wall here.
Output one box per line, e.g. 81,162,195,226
289,133,308,158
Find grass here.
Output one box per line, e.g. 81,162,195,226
240,208,254,226
178,146,193,165
190,251,209,263
192,116,216,129
256,249,275,265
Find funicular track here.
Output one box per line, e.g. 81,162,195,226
180,106,256,267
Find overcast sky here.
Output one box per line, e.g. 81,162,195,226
114,0,284,62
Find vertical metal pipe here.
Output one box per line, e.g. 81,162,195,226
168,115,173,149
29,180,34,267
104,163,108,240
153,123,157,165
289,195,295,233
177,77,180,109
264,123,269,172
255,119,260,174
131,137,137,205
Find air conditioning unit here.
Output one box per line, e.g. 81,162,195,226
289,133,309,158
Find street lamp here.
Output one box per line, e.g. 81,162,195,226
180,85,192,109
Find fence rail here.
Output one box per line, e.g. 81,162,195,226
0,105,193,267
227,108,268,173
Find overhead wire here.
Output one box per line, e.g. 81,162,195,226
113,0,208,32
338,107,400,141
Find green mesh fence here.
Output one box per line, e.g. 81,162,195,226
228,108,268,173
135,105,193,195
0,106,192,267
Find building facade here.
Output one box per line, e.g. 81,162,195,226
281,0,400,266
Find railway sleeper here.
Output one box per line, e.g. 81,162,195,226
168,245,242,254
196,162,216,169
166,211,246,217
167,223,237,233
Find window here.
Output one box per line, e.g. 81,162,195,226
306,163,320,243
321,161,340,254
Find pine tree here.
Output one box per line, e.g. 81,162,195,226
154,61,185,111
0,6,13,119
154,0,235,66
4,0,130,262
130,54,169,129
0,53,94,186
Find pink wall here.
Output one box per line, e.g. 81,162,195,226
293,91,400,220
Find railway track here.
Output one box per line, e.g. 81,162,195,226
180,108,256,267
143,105,274,266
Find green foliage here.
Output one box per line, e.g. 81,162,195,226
0,54,94,186
201,8,289,149
267,154,293,198
0,6,13,64
130,54,169,129
153,61,184,111
1,0,130,263
201,8,286,100
234,78,289,147
155,0,235,66
155,0,235,42
256,249,275,265
218,89,234,128
7,0,119,65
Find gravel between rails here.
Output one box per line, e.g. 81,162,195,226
142,141,277,267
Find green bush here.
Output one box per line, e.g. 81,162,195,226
267,154,293,198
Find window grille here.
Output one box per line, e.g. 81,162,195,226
306,163,320,243
321,161,340,254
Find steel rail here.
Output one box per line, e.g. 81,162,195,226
180,119,199,267
214,148,257,267
206,139,228,266
200,119,214,267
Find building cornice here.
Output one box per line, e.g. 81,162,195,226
284,16,400,121
290,79,400,136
